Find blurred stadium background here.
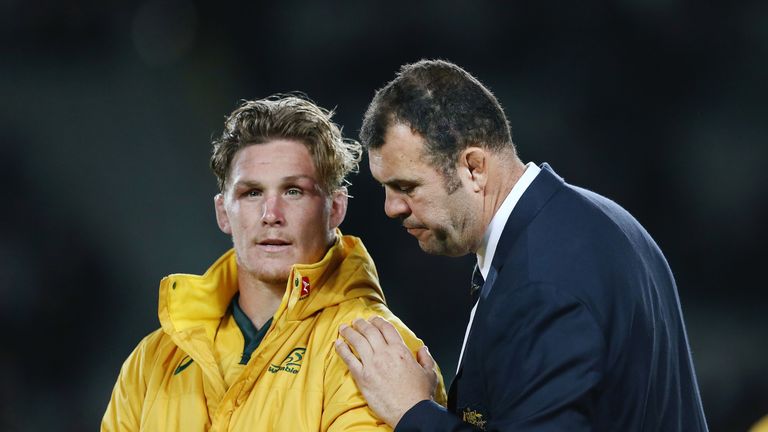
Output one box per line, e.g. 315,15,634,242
1,0,766,430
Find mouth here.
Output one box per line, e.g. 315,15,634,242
404,225,427,237
257,238,292,252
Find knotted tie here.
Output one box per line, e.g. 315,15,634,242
470,264,484,305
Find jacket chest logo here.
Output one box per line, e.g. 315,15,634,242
461,407,487,430
268,347,306,374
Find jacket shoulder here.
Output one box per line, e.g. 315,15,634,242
333,298,422,345
102,328,178,431
136,328,174,359
325,298,448,407
119,328,177,380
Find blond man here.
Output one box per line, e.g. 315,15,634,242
102,94,446,431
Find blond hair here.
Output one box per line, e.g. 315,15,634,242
211,94,362,193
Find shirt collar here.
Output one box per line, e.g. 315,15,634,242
231,292,273,364
476,162,541,279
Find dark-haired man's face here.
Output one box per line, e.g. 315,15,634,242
368,124,482,257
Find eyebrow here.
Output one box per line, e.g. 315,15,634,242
381,176,419,186
232,175,318,189
283,175,317,184
380,179,420,191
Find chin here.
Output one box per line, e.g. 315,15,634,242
419,239,466,257
417,240,446,256
257,268,291,285
241,258,292,285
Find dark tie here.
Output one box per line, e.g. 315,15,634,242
470,264,484,305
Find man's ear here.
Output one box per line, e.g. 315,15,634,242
214,193,232,234
329,187,349,230
459,147,488,192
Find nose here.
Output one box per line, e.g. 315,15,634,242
261,195,285,226
383,188,411,220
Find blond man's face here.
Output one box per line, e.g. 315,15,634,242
215,139,347,284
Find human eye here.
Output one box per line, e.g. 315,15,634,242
384,182,415,195
243,189,262,198
397,183,416,194
285,187,303,198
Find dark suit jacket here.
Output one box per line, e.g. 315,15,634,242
396,164,708,431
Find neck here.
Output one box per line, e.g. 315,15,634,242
236,271,285,330
476,156,527,251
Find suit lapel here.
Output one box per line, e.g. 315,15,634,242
489,163,564,279
450,164,565,403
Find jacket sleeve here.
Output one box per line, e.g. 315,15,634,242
396,282,605,431
396,400,482,432
101,336,153,432
321,344,392,432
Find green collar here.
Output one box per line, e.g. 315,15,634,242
232,293,273,365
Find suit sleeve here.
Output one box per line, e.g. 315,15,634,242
396,400,483,432
101,339,152,432
397,282,606,431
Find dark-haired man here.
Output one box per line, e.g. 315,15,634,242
336,60,708,431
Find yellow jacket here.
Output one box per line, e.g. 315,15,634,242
102,234,446,431
752,415,768,432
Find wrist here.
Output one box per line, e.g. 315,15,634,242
391,397,430,427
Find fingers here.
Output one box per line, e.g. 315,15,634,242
338,323,374,359
416,345,435,370
417,346,439,401
337,317,410,364
351,317,388,349
369,316,406,346
334,338,363,377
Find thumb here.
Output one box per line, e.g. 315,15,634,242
417,345,435,370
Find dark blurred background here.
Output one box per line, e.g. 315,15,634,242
1,0,766,430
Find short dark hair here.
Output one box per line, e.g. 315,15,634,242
360,59,514,192
211,93,361,193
